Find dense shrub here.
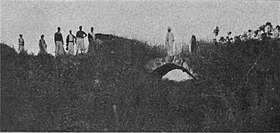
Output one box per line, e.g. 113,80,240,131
1,35,280,131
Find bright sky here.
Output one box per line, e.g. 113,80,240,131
1,0,279,55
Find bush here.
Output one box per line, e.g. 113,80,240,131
1,37,280,131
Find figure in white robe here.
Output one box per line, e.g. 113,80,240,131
165,26,175,56
66,30,76,55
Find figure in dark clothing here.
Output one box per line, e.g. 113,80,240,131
76,26,87,54
54,27,65,56
190,35,197,54
88,27,96,54
18,34,25,53
38,35,47,55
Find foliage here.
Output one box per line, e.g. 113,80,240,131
1,35,280,131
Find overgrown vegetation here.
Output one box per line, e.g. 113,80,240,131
1,34,280,131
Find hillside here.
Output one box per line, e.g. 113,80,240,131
1,34,280,131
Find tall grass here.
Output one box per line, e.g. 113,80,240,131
1,35,280,131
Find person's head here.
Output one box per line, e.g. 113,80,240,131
248,29,252,32
79,26,82,30
69,30,72,34
192,35,196,39
19,34,23,38
57,27,61,32
167,26,171,32
41,35,44,39
91,27,94,32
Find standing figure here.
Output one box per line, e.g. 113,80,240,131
88,27,96,54
190,35,197,54
38,35,47,54
18,34,25,53
165,26,175,56
76,26,87,54
213,26,219,45
54,27,65,56
38,35,47,55
66,30,76,55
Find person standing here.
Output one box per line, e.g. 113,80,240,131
190,35,197,54
165,26,175,57
18,34,25,53
66,30,76,55
76,26,87,54
54,27,65,56
213,26,219,45
38,35,47,55
88,27,96,54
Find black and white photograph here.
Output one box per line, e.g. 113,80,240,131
1,0,280,131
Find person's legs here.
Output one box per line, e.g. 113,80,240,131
76,38,82,55
19,45,24,53
55,41,59,57
80,39,85,54
57,41,65,56
69,42,74,55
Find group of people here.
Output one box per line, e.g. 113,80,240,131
165,26,197,57
164,22,279,65
213,22,280,45
18,23,279,58
52,26,95,56
18,26,97,56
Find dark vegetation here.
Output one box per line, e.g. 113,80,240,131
1,34,280,131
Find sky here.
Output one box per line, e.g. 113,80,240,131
1,0,279,55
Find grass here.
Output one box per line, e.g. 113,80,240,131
1,34,280,131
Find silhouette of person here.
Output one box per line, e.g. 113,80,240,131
165,26,175,56
54,27,65,56
18,34,25,53
213,26,219,45
190,35,197,54
76,26,87,54
38,35,47,55
88,27,96,54
66,30,76,55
